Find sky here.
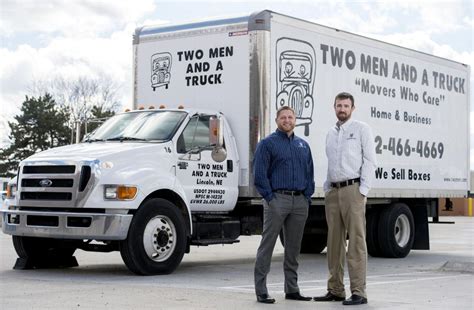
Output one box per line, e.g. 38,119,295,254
0,0,473,165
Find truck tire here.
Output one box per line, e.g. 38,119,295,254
280,230,327,254
366,208,382,257
300,233,327,254
12,236,77,264
120,198,187,275
377,203,414,258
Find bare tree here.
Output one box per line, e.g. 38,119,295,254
29,75,122,142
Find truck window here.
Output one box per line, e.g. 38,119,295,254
86,111,186,142
177,115,216,153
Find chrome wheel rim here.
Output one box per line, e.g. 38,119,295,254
394,214,410,248
143,215,177,262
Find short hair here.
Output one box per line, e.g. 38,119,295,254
276,106,295,118
334,92,354,107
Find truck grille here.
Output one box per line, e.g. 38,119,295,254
18,162,96,208
21,192,73,201
23,165,76,174
21,178,74,187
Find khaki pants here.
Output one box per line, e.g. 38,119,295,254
325,183,367,298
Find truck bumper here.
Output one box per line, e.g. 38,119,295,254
1,209,132,240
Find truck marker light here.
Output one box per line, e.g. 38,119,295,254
149,105,155,109
159,104,166,109
117,186,138,200
124,108,130,112
138,106,145,110
6,184,17,199
178,105,184,109
104,185,137,200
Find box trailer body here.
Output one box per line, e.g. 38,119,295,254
1,11,470,275
134,11,469,198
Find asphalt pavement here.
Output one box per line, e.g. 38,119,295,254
0,216,472,309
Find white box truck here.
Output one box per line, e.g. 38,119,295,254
1,10,470,275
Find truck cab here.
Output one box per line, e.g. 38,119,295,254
2,108,245,274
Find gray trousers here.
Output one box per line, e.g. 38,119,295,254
254,193,309,295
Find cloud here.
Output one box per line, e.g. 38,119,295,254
0,23,137,142
391,0,467,34
0,0,158,145
310,2,398,34
0,0,156,37
366,30,473,67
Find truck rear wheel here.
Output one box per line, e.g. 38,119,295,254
366,208,382,257
120,198,187,275
377,203,414,258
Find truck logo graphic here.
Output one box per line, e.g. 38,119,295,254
151,52,172,91
276,38,316,136
39,179,53,187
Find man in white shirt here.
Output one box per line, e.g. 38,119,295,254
314,92,377,306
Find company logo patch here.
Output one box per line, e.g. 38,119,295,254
39,179,53,187
151,52,172,91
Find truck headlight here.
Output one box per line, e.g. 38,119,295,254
104,185,138,200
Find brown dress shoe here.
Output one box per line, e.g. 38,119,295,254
342,294,368,305
313,292,345,301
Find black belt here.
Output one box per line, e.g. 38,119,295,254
274,190,303,196
331,178,360,189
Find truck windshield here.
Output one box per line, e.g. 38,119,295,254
85,111,187,142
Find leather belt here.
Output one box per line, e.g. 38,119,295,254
331,178,360,189
274,190,303,196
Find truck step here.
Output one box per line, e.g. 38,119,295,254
193,214,237,222
191,238,240,246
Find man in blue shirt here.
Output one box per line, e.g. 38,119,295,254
253,106,315,304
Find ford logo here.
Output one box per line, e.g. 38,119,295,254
39,179,53,187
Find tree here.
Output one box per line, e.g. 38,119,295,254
0,94,70,177
85,105,116,135
30,75,121,140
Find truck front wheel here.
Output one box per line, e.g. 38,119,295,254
377,203,414,258
120,198,187,275
12,236,78,268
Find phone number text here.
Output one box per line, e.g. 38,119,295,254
375,136,444,159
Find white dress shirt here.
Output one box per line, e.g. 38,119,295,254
324,118,377,196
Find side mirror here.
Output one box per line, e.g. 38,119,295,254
210,115,227,162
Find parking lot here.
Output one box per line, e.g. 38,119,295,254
0,216,472,309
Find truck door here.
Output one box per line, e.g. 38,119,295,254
175,114,239,212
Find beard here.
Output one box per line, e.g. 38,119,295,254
337,112,350,122
277,123,295,133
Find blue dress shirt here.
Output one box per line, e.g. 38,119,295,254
253,129,315,202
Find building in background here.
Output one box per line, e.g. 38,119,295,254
438,171,473,216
